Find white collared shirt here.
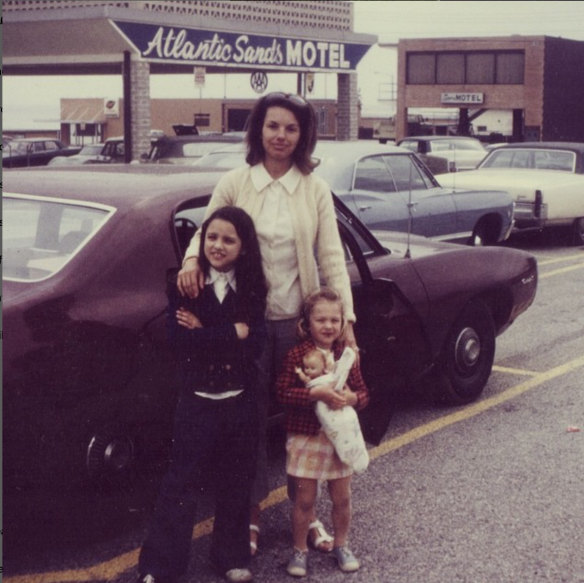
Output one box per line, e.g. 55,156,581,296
251,163,303,320
206,267,236,303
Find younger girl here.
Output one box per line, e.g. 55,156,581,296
138,207,267,583
276,288,369,578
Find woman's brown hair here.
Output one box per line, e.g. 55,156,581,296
245,92,318,175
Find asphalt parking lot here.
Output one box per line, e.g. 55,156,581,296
4,232,584,583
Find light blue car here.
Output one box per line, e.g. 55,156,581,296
193,140,514,246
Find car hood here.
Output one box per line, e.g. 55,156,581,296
436,168,583,193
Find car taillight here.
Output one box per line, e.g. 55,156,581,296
534,189,543,218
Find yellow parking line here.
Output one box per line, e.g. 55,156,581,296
7,353,584,583
368,353,584,460
540,262,584,279
492,365,539,376
537,253,584,266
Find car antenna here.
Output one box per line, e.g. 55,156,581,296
405,157,414,259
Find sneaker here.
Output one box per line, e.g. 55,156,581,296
286,548,308,577
225,568,253,582
138,575,159,583
332,546,360,572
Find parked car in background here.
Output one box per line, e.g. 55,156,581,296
48,137,127,166
3,165,537,529
473,142,584,173
48,143,108,166
436,142,584,245
3,138,82,168
143,134,243,164
193,141,514,246
397,136,488,172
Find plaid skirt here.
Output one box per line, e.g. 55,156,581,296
286,430,353,480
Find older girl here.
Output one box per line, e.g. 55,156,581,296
138,207,267,583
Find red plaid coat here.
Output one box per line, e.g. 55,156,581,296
276,339,370,436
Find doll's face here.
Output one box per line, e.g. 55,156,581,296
303,352,326,378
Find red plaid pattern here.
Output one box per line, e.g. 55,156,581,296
276,339,370,436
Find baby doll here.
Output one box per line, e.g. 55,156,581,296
295,349,333,386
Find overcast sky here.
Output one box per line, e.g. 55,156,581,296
3,1,584,128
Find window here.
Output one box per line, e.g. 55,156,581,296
407,53,435,84
194,113,210,127
353,156,396,193
407,50,524,85
533,150,575,171
3,196,113,281
436,53,465,84
496,52,524,84
384,155,430,191
466,53,495,84
44,141,59,151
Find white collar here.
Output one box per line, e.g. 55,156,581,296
250,162,302,194
206,267,237,291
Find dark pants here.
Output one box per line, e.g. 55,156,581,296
139,390,258,579
251,318,298,505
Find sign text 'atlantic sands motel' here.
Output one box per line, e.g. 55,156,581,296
114,21,370,71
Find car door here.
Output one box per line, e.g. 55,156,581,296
384,153,458,238
334,203,431,444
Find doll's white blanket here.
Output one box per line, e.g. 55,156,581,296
308,347,369,473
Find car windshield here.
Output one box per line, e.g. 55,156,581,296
3,196,114,282
481,148,576,171
3,141,30,156
191,150,246,169
79,144,104,155
430,139,485,152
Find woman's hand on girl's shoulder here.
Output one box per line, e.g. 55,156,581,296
177,257,205,298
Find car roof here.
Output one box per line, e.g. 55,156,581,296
3,166,224,211
9,137,59,143
153,134,244,144
492,142,584,153
399,136,480,142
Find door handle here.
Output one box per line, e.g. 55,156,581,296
359,205,372,211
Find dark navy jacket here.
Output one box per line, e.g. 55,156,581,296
167,280,266,395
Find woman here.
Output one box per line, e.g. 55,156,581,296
177,91,358,556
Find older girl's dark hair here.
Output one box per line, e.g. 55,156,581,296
198,206,267,315
245,92,318,175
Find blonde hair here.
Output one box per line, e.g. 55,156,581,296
297,287,346,340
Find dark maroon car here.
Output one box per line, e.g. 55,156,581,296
3,166,537,527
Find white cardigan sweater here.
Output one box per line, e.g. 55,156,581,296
184,164,356,322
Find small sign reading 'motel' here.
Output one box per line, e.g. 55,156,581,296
441,93,484,105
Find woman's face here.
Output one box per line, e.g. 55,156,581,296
203,218,242,272
309,300,343,349
261,105,301,165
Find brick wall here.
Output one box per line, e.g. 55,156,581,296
337,73,359,140
130,58,152,160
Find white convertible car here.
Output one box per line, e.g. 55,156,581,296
436,142,584,245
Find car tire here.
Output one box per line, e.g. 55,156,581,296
436,300,495,405
469,218,498,246
571,217,584,246
86,427,136,485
